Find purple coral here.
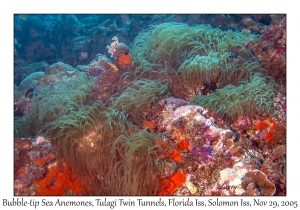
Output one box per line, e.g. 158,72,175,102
15,165,45,187
89,67,103,76
28,141,55,162
193,146,214,162
160,97,188,108
273,93,286,128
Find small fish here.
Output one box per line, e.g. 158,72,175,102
79,52,89,60
233,133,240,142
229,51,238,58
25,87,34,99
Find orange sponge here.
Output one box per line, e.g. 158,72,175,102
117,53,132,66
158,171,187,195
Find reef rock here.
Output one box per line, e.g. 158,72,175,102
159,103,235,150
18,72,45,92
38,62,80,85
242,169,276,196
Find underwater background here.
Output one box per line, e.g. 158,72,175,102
13,14,286,196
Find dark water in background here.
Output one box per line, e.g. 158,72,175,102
14,14,272,85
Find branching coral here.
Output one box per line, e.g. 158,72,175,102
107,36,120,57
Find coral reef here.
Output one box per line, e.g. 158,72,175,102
14,97,31,117
33,164,87,195
273,93,286,128
242,170,276,196
142,97,285,195
112,79,168,124
240,17,268,34
91,59,134,101
190,73,277,121
14,17,286,196
14,61,49,86
91,39,135,102
14,137,55,195
14,14,270,81
38,62,80,85
246,15,286,85
131,22,266,101
86,54,109,76
14,136,90,196
14,72,94,138
107,36,132,66
18,72,45,92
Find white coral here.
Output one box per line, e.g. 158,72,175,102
106,36,119,57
